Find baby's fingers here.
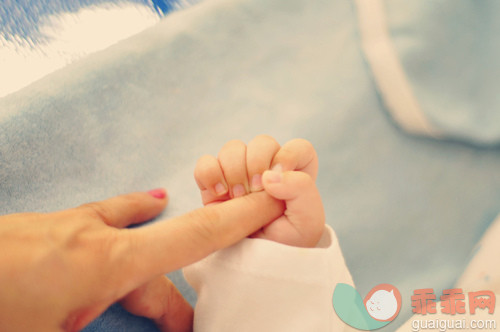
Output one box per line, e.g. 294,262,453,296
194,155,228,205
271,139,318,180
262,170,325,247
246,135,281,192
218,140,249,198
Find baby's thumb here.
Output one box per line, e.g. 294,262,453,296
262,170,325,246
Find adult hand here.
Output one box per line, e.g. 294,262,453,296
0,189,284,332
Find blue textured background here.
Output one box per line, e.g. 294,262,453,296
1,1,499,331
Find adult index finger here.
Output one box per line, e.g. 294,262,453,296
116,191,284,288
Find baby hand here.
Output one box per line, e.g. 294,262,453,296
194,135,325,248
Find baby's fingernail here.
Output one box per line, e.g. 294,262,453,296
271,163,283,172
251,174,263,191
215,182,227,196
148,188,167,199
232,184,246,198
264,170,282,183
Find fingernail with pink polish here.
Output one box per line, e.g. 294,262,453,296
148,188,166,199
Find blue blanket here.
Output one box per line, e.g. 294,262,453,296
1,0,499,330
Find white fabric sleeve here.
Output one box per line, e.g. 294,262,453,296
183,225,354,332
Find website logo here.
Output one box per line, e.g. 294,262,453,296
333,283,402,330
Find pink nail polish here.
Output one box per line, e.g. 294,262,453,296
148,188,166,199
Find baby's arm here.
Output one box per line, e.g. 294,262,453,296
194,135,324,247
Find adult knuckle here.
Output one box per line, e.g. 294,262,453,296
80,202,111,224
188,207,222,249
